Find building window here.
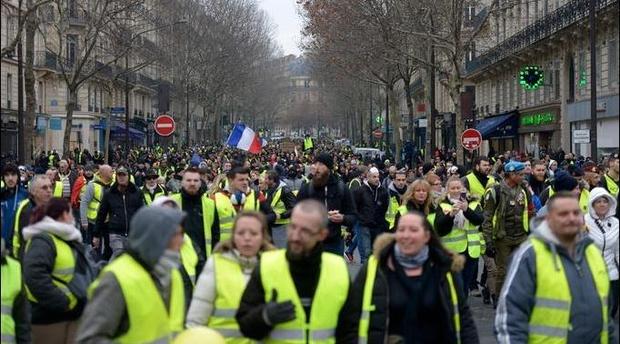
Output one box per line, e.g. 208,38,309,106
38,81,44,112
68,0,77,17
67,34,78,67
304,80,310,88
7,73,13,108
554,70,560,100
609,39,618,85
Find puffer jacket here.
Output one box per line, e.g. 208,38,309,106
185,239,275,328
95,182,144,237
585,187,619,280
495,220,616,344
349,233,479,344
22,217,96,324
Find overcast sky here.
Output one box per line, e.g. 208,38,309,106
258,0,302,56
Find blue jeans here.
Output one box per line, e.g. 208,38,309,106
346,223,360,255
323,237,344,256
461,255,479,299
357,226,372,264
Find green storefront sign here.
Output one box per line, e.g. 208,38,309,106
520,112,555,126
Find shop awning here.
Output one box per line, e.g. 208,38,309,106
476,112,519,139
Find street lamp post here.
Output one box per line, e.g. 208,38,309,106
589,0,598,161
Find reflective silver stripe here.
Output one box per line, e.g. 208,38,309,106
53,267,74,275
212,308,237,318
442,235,467,243
311,329,335,340
1,304,12,314
220,216,234,224
215,328,244,338
151,336,171,344
468,241,481,246
358,338,368,344
221,228,232,234
205,239,212,244
56,284,73,297
360,310,370,320
1,333,15,343
270,329,304,340
535,297,570,310
529,325,568,337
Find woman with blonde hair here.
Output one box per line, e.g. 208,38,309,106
186,211,275,342
392,179,436,229
425,173,443,207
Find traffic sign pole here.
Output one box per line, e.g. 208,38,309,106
461,128,482,152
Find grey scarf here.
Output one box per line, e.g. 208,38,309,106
394,244,429,269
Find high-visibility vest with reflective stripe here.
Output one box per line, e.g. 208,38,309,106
529,237,609,344
87,181,107,222
24,233,77,310
395,205,436,230
89,254,185,344
170,193,215,256
271,187,289,226
304,137,313,151
490,187,529,236
180,234,199,286
207,253,254,343
358,255,461,344
604,174,618,198
438,201,482,258
48,155,55,167
548,188,590,214
1,257,22,344
260,250,349,344
142,186,166,205
12,200,30,258
465,173,496,199
53,181,63,198
214,191,258,242
385,195,401,231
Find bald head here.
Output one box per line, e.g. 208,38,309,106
99,164,113,181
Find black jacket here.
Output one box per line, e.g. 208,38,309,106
95,182,144,237
393,201,436,229
349,236,479,344
235,245,358,343
22,233,96,325
178,189,220,266
434,198,484,237
297,174,357,242
354,182,389,231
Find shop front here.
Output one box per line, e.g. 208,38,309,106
475,110,519,155
567,94,619,157
518,107,561,158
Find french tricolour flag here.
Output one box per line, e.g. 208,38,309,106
226,123,262,154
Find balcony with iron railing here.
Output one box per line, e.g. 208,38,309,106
465,0,618,75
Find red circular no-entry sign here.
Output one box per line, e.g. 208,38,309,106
461,128,482,151
373,129,383,139
154,115,175,137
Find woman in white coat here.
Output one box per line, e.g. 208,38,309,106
585,187,619,319
186,211,275,343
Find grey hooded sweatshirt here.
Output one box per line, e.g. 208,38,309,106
494,220,616,344
76,207,184,343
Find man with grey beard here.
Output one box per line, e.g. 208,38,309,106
296,152,357,255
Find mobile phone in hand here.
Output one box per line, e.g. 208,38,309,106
460,192,467,201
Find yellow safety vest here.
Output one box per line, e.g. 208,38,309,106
270,187,289,226
260,250,349,344
170,193,216,256
385,195,401,231
24,233,77,310
180,233,199,286
89,254,185,344
604,174,618,198
86,181,107,222
214,190,258,242
528,237,609,344
304,137,314,151
142,186,167,205
207,253,254,343
489,187,529,237
548,188,589,214
465,173,496,199
12,199,31,258
358,255,461,344
394,205,436,230
1,256,22,344
438,201,483,258
53,181,63,198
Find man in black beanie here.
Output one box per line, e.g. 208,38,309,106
297,152,357,255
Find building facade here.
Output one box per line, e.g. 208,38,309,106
466,0,619,158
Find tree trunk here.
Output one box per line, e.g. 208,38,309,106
63,88,77,155
23,2,36,164
389,88,402,164
449,74,464,165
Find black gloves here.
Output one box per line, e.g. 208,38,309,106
262,289,296,326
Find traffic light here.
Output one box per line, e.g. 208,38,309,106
519,65,544,91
